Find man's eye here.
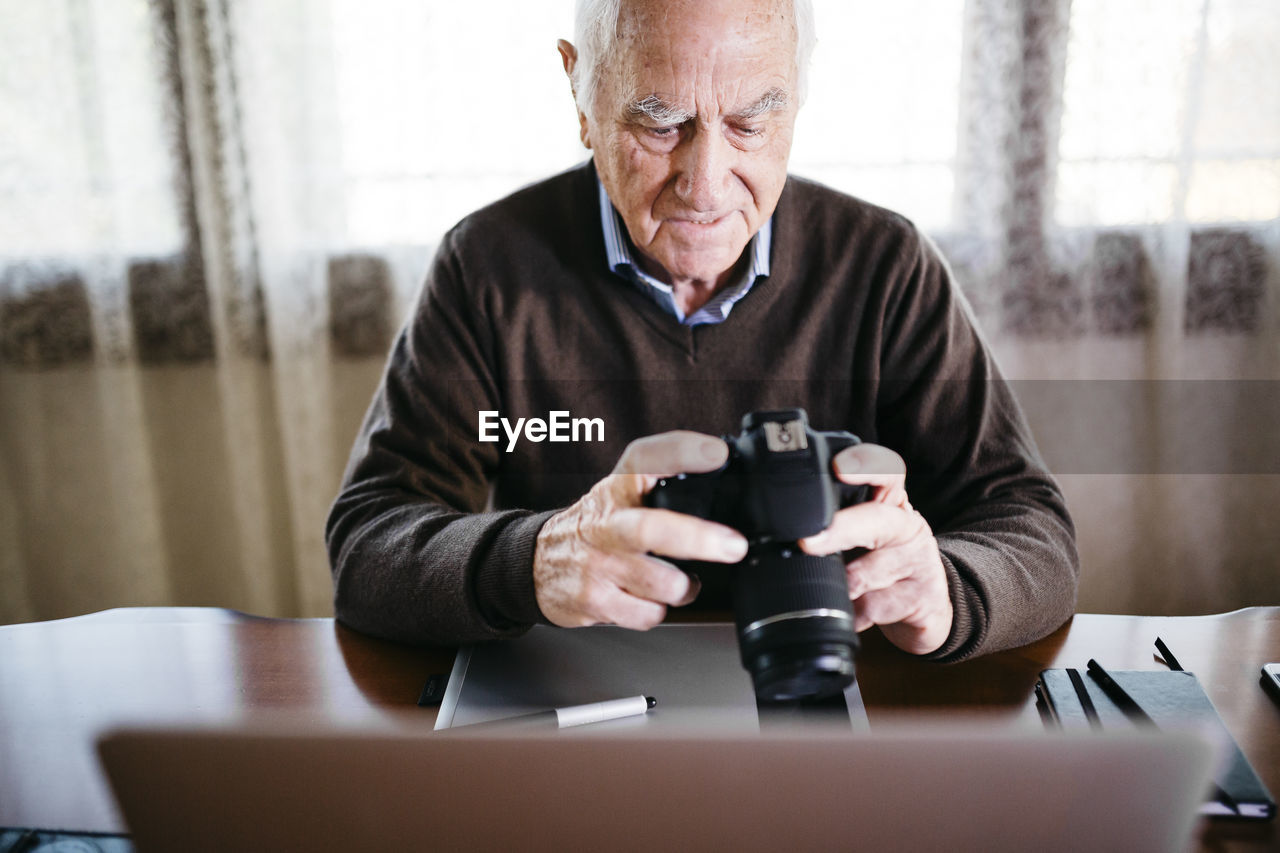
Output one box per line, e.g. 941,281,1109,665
647,125,679,138
735,125,763,137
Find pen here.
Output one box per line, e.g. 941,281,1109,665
1085,659,1155,727
1066,668,1102,730
455,695,657,730
1154,637,1184,671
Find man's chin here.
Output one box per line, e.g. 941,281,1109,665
648,240,750,286
659,256,746,287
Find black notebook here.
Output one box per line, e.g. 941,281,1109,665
1036,668,1275,820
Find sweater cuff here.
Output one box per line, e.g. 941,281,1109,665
472,509,560,632
920,550,987,663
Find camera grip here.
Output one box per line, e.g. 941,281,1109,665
823,431,861,457
838,482,873,508
643,471,720,520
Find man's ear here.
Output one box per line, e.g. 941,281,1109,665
557,39,591,150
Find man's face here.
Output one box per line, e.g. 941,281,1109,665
581,0,799,289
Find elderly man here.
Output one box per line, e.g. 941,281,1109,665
326,0,1078,662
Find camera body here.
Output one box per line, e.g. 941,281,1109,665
646,409,870,702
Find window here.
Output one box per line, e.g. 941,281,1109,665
1057,0,1280,226
0,0,181,260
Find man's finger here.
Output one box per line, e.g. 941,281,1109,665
851,597,875,633
797,502,924,555
610,506,748,563
852,574,939,629
844,546,916,598
852,582,953,655
831,443,907,494
614,430,728,481
615,553,701,606
593,585,669,631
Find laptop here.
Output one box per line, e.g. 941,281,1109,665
97,717,1214,852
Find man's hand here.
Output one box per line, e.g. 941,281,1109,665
798,443,953,656
533,432,749,630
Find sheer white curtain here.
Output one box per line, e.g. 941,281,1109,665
1,0,1276,624
991,0,1280,613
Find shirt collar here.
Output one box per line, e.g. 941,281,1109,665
597,177,771,323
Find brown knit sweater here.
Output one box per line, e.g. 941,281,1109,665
326,160,1078,661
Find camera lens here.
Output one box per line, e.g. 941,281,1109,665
731,544,858,702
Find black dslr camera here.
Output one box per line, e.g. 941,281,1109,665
645,409,870,701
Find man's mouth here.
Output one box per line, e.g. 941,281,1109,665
664,213,737,238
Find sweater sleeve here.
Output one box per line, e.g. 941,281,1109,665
325,229,552,645
873,230,1079,661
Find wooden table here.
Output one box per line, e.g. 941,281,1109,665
1,607,1276,849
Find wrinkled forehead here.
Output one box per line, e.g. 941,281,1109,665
617,0,797,39
607,0,799,108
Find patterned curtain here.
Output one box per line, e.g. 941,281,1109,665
1,0,1276,624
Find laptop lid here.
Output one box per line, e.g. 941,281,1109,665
98,720,1213,853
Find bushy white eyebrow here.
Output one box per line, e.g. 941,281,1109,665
733,88,791,120
626,94,695,126
626,88,791,126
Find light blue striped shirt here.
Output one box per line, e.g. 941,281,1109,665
598,178,771,326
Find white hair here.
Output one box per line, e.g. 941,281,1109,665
570,0,816,116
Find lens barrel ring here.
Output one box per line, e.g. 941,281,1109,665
730,544,859,701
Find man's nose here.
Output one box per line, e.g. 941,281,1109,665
673,126,731,213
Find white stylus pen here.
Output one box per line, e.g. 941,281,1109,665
458,695,657,729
